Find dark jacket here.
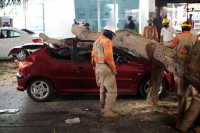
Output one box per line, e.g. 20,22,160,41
124,20,135,30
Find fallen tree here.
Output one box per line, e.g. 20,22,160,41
39,25,200,131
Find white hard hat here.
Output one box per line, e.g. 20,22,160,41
103,25,116,36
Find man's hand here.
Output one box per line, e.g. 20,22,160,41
112,67,117,75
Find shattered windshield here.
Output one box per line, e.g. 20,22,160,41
118,47,141,58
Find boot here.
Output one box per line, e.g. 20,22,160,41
103,93,118,117
103,110,118,117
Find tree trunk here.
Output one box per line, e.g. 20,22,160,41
146,64,164,105
176,96,200,131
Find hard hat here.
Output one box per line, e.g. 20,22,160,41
181,21,191,27
162,18,169,24
147,18,153,22
103,25,116,35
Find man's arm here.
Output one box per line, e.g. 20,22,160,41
104,41,117,75
142,27,146,36
160,36,163,43
154,26,158,41
172,27,177,35
160,28,164,43
169,35,179,48
91,46,95,68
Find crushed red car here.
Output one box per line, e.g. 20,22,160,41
15,38,174,102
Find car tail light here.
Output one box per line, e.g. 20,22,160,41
32,39,42,43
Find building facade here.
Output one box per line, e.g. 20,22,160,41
0,0,199,38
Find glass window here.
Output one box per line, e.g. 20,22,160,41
74,0,98,31
9,30,21,38
167,3,200,35
116,0,139,32
99,0,114,30
0,30,8,38
74,0,139,32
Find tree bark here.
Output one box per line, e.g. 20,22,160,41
146,64,164,105
176,96,200,131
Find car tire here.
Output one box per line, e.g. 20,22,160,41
139,76,167,98
27,77,54,102
15,50,29,61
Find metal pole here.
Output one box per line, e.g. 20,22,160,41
187,3,188,22
97,0,100,31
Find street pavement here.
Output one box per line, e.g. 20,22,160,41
0,80,194,133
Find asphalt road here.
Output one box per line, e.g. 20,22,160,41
0,80,194,133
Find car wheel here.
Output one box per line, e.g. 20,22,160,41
27,77,54,102
139,76,167,98
15,50,29,61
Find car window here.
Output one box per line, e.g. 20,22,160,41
48,47,72,61
77,47,130,63
118,47,141,58
0,30,8,38
78,47,92,62
21,29,35,34
9,30,21,38
0,30,21,39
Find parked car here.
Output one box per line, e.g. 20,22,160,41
7,38,73,61
0,27,42,59
15,38,174,102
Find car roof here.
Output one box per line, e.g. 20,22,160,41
0,27,26,32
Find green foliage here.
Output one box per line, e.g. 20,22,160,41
0,67,7,75
0,0,21,9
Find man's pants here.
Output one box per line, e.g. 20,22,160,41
95,63,117,111
163,41,172,47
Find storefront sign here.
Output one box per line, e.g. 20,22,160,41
0,17,11,27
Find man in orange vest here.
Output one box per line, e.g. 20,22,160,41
142,18,158,41
169,21,198,53
91,25,118,117
169,21,198,102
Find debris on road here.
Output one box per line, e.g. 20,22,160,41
65,117,80,124
0,109,19,114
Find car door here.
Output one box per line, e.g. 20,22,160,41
0,30,21,57
113,49,136,92
72,47,98,92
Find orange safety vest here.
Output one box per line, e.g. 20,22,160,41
172,31,198,54
142,26,158,41
91,36,116,69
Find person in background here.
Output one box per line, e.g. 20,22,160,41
91,25,118,118
160,18,177,47
79,20,85,26
189,14,198,40
189,14,194,28
83,23,90,30
142,18,158,41
124,16,135,30
72,19,79,26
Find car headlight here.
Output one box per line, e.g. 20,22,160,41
16,72,24,79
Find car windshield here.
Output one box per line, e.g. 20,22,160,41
21,29,35,34
118,47,141,58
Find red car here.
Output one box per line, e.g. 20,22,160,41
15,38,174,102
